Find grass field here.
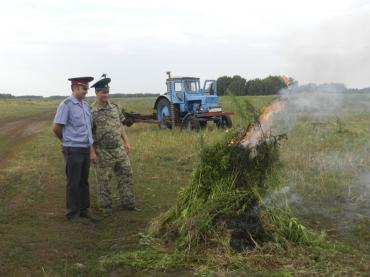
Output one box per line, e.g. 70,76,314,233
0,99,59,122
0,95,369,276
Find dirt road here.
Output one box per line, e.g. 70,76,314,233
0,112,54,166
0,117,50,139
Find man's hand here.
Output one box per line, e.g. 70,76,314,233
52,123,63,141
90,151,97,164
123,142,131,154
90,146,97,164
121,126,131,154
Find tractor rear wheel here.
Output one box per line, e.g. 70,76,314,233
156,98,172,129
216,115,233,128
184,115,201,131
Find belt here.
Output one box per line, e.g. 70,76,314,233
62,146,90,153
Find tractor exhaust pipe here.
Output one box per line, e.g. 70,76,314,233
167,71,176,129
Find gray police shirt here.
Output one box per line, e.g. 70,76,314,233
53,95,93,148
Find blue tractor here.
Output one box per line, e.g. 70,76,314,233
123,72,233,130
154,72,233,130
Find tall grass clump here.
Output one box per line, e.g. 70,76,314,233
149,127,315,254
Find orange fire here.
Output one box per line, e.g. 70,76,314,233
281,75,290,87
230,98,285,148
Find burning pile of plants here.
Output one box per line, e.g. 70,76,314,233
148,99,316,253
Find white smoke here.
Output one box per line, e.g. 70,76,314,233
272,87,370,134
268,87,370,238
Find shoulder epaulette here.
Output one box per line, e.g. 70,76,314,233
63,99,71,105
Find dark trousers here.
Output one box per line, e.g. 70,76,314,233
62,147,90,219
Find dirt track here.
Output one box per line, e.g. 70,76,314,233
0,112,53,141
0,112,53,168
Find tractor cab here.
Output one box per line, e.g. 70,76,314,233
163,76,220,113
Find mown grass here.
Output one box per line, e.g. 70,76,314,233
0,95,369,276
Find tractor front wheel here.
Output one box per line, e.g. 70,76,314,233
183,115,201,131
199,120,207,129
216,115,233,128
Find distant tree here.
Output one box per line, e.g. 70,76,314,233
347,87,370,94
318,83,347,93
246,76,286,95
15,95,43,99
227,75,247,96
0,93,14,99
109,93,160,98
288,77,299,88
216,76,233,96
292,83,347,94
48,95,66,99
246,78,263,95
265,75,287,94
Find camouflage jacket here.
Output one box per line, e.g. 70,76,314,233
91,101,126,149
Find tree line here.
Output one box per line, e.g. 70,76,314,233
295,83,370,94
0,93,15,99
217,75,293,96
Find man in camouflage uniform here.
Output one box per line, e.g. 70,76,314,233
90,76,139,216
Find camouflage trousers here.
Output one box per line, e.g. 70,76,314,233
94,146,135,214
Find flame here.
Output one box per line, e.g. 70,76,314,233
281,75,290,87
239,98,285,148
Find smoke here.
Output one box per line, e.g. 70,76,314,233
267,87,370,239
267,180,370,238
273,87,370,132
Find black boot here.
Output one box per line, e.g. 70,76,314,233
80,210,101,223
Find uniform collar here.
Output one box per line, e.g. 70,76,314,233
93,100,113,110
71,95,83,105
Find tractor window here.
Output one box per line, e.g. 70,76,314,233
204,82,215,95
184,80,199,93
174,82,182,92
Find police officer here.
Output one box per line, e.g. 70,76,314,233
90,75,140,217
52,76,99,223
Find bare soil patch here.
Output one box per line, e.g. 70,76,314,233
0,112,53,141
0,111,53,169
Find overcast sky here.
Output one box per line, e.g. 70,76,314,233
1,0,369,96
